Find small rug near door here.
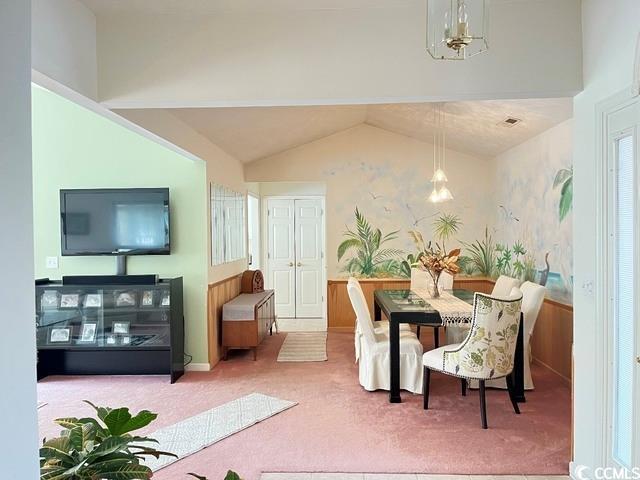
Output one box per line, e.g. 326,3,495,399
142,393,297,472
277,332,328,362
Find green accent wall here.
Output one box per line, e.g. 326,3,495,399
31,86,209,364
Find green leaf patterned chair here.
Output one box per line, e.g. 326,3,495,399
421,290,524,429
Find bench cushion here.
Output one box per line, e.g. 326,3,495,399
223,290,273,321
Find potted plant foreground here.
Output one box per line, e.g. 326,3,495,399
40,401,240,480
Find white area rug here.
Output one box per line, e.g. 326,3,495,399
143,393,297,471
277,332,328,362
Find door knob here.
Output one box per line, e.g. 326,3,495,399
297,262,302,267
288,262,294,267
637,356,640,364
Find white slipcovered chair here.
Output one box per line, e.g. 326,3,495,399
422,290,523,428
411,268,453,346
438,271,454,290
347,281,423,394
492,275,520,297
348,277,411,362
483,281,546,390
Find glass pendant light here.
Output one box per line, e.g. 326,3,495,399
429,187,441,203
431,168,448,183
438,185,454,201
428,103,453,203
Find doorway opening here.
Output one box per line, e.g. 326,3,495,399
259,183,327,330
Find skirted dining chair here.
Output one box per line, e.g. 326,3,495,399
411,268,454,347
421,290,524,428
347,280,423,393
492,275,520,297
348,277,411,362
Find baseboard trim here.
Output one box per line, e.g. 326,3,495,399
533,357,571,385
277,318,326,332
185,363,211,372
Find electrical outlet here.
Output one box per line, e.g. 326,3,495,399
46,256,59,269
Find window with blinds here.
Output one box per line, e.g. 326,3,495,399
613,134,635,468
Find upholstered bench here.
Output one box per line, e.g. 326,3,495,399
222,290,275,360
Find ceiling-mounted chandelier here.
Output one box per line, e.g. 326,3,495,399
429,103,453,203
426,0,489,61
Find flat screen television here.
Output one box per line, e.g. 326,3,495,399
60,188,170,256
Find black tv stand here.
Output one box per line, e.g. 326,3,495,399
36,277,184,383
62,274,159,286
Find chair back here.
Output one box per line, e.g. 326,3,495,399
348,276,364,296
347,280,377,344
492,275,520,297
520,281,546,340
410,268,430,291
444,290,523,380
439,271,454,290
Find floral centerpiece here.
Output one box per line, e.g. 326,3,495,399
417,244,461,298
410,230,461,298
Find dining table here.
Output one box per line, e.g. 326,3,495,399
373,288,526,404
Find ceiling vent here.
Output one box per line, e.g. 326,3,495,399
499,117,522,128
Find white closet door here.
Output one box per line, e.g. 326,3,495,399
294,199,324,318
607,99,640,469
266,199,296,318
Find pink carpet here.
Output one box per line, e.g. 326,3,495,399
37,332,570,479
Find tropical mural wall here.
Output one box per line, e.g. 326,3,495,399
245,121,574,303
332,121,574,302
491,119,573,301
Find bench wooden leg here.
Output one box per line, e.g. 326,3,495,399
252,347,257,361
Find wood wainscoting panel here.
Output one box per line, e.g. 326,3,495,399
207,274,242,367
327,278,410,332
531,300,573,383
327,276,573,384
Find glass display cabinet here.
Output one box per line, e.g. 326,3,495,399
36,277,184,383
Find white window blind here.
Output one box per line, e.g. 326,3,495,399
614,134,635,467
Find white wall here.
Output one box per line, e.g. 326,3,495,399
114,108,248,284
32,0,98,99
258,182,327,197
246,124,493,278
491,119,574,300
573,0,640,473
0,1,39,477
95,0,582,107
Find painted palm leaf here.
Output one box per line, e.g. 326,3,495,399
554,166,573,221
338,207,403,277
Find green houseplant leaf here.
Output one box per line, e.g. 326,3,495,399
225,471,242,480
40,402,175,480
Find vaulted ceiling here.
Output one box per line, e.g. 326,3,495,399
120,97,572,163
